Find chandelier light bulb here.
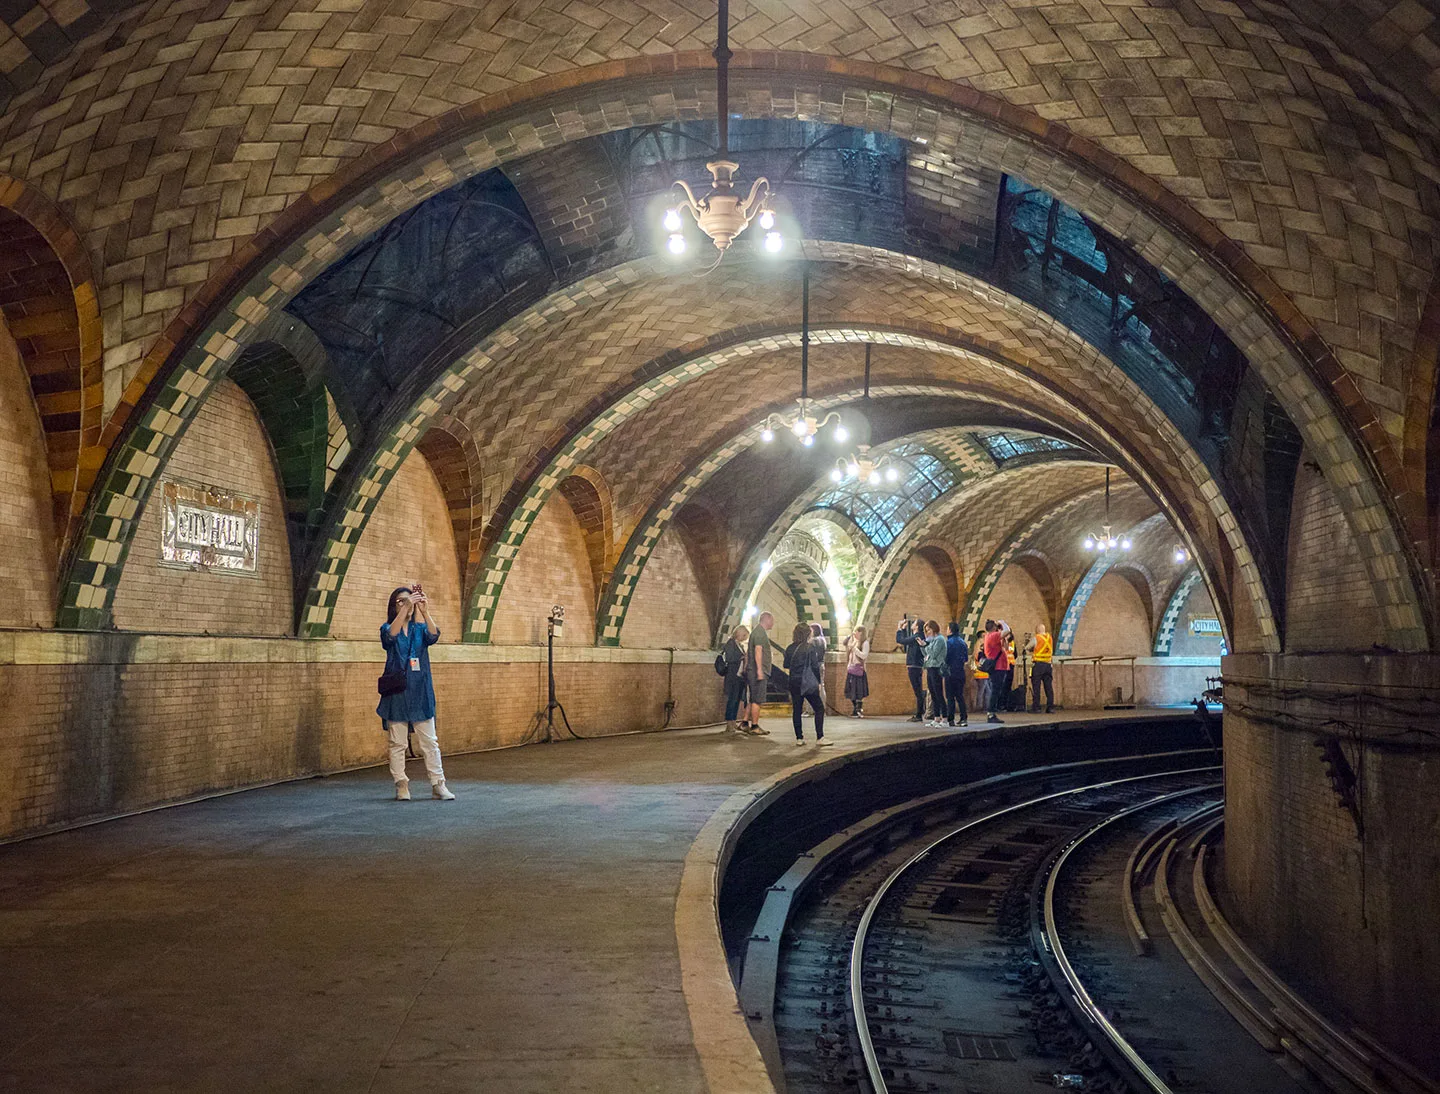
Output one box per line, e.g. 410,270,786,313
801,434,814,447
666,233,686,255
833,424,848,442
663,208,682,232
829,467,843,483
759,209,775,230
884,466,899,482
1084,537,1095,551
760,427,775,443
868,470,881,485
846,462,860,478
792,417,811,438
763,230,782,253
1120,537,1132,550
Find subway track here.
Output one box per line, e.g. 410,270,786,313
738,747,1424,1094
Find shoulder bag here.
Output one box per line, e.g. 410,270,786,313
378,627,411,696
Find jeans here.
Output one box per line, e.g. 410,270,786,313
907,666,925,717
386,718,444,784
791,689,824,738
986,669,1008,717
925,668,945,720
946,673,968,724
1030,662,1054,712
724,674,749,721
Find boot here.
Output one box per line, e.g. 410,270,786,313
395,780,410,801
432,780,455,801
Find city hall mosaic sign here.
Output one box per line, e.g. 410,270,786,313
1189,617,1222,636
160,480,260,574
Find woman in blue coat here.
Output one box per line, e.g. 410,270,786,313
378,584,455,801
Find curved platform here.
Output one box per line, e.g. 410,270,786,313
0,711,1192,1093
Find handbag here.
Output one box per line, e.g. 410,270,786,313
846,662,866,677
800,663,821,697
977,656,997,674
378,626,412,696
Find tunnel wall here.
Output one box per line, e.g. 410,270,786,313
0,635,727,841
0,316,56,629
1223,652,1440,1078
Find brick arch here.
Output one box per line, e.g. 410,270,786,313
1154,568,1207,656
1055,513,1171,655
414,417,485,605
760,543,842,651
47,57,1427,649
1012,552,1060,633
0,178,102,560
413,288,1269,650
555,467,614,610
228,340,328,568
1416,276,1440,587
912,543,962,621
667,501,732,639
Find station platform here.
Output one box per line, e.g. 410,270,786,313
0,710,1193,1093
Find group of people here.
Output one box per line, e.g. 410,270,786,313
719,612,835,746
898,617,1055,724
718,610,1057,741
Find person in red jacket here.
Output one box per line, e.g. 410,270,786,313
981,619,1011,724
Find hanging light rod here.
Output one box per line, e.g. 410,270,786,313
662,0,781,261
760,264,843,446
1082,467,1132,552
828,343,896,486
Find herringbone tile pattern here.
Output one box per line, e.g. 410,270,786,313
0,0,1434,444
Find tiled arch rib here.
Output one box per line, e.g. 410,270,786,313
640,420,998,652
1155,569,1208,656
853,463,1110,639
0,176,103,559
768,544,842,654
2,15,1433,455
1055,513,1171,655
28,58,1428,645
318,251,1284,651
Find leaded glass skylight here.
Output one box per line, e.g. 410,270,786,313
812,443,957,550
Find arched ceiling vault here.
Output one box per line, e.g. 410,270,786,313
844,459,1123,637
295,254,1272,651
33,55,1432,648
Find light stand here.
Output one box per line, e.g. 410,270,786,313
540,604,573,742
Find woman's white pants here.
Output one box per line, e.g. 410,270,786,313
386,718,445,784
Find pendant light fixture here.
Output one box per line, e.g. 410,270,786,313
829,344,897,485
662,0,782,262
1082,468,1132,552
759,264,843,446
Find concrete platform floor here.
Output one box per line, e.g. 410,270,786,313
0,711,1168,1093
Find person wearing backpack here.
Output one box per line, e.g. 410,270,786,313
783,623,830,746
718,624,750,732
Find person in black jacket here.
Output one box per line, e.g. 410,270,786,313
896,617,926,721
944,622,969,727
783,623,831,746
722,624,750,733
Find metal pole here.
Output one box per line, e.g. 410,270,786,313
715,0,731,156
800,262,810,401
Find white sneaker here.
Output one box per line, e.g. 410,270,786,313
794,739,806,746
816,738,834,747
395,780,410,801
432,781,455,801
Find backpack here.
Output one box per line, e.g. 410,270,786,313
714,651,728,676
